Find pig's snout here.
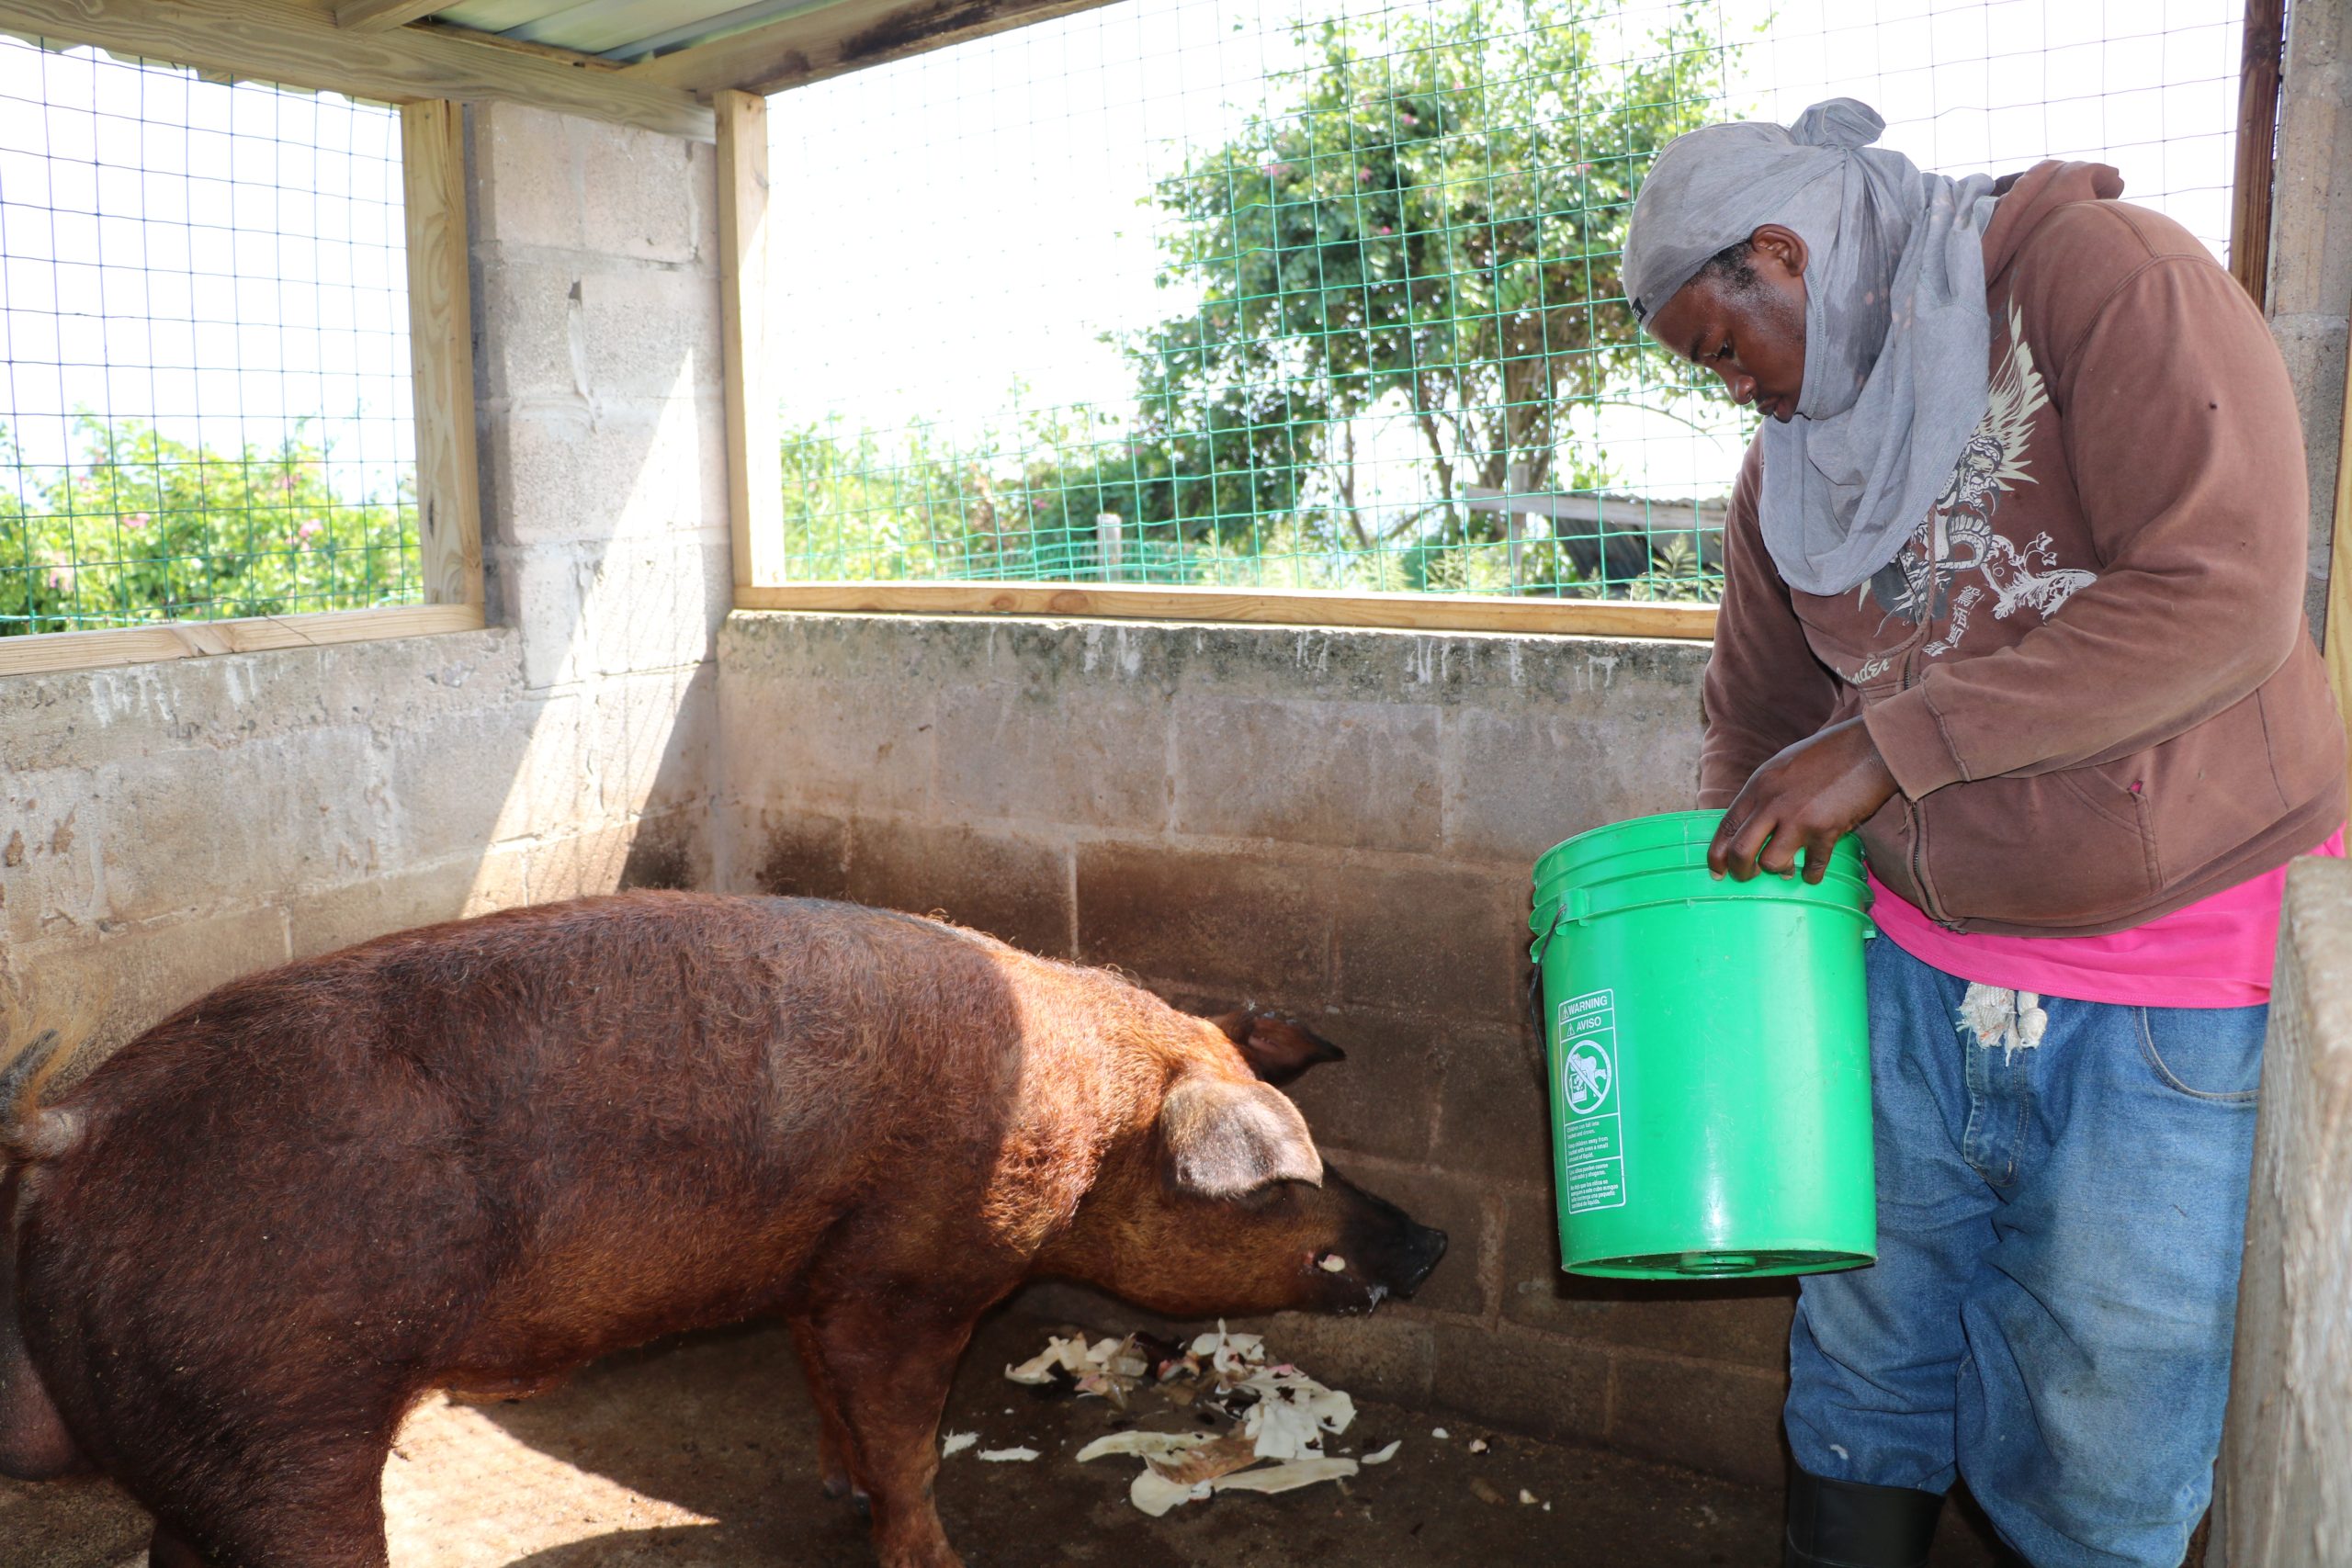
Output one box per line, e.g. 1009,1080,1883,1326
1390,1222,1448,1300
1318,1175,1452,1313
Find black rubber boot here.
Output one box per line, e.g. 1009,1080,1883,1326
1784,1468,1948,1568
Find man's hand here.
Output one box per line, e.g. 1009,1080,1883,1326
1709,716,1901,884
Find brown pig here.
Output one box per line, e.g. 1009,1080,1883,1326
0,892,1445,1568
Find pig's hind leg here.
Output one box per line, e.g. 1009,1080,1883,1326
796,1298,977,1568
788,1316,866,1508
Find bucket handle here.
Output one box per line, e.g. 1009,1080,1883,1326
1523,891,1583,1043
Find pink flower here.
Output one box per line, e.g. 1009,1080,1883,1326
1377,225,1392,235
123,512,150,531
1261,162,1293,177
279,473,300,494
298,520,323,542
1400,112,1417,125
44,562,74,592
1358,168,1374,182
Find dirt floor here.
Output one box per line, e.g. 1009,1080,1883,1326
5,1309,2012,1567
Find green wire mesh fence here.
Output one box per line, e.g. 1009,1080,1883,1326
0,37,419,637
766,0,2248,603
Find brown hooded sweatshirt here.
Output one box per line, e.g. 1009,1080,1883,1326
1699,160,2346,937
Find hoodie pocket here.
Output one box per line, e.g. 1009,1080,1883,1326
1917,764,2159,925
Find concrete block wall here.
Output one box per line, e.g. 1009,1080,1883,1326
713,610,1797,1486
0,101,728,1063
2214,859,2352,1565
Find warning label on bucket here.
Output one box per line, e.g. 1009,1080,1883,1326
1556,989,1626,1213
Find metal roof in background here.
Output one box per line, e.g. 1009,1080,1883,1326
430,0,834,63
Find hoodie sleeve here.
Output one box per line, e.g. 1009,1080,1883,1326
1700,439,1844,807
1863,216,2312,797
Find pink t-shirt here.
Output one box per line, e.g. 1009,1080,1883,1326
1867,829,2346,1008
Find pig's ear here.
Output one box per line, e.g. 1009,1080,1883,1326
1207,1010,1347,1087
1159,1076,1325,1198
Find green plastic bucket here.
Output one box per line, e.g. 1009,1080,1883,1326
1529,809,1876,1280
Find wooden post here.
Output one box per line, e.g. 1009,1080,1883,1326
717,89,785,593
2229,0,2286,306
401,100,483,610
2326,326,2352,784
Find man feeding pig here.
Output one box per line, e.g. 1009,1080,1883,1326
1620,98,2345,1568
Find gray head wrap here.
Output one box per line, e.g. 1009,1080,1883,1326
1622,99,1999,596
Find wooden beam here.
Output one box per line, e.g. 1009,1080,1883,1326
0,0,714,141
732,582,1720,641
626,0,1124,96
2324,324,2352,784
401,100,484,610
716,90,786,592
408,18,625,71
2229,0,2286,306
0,604,486,679
334,0,444,31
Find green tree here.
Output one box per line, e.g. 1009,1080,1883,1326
1120,0,1726,590
1,417,418,635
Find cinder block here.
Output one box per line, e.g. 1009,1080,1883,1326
474,255,583,404
740,810,850,899
1075,840,1327,999
312,629,526,737
474,107,711,266
105,727,390,924
930,682,1172,830
585,664,718,824
1444,699,1703,868
382,695,569,864
1428,1321,1610,1447
284,858,481,961
1170,695,1441,852
523,821,637,904
8,905,290,1065
576,118,712,267
1328,859,1525,1025
1430,1023,1552,1188
1231,1311,1435,1408
0,765,107,948
487,398,725,549
1608,1350,1788,1487
716,674,936,818
845,818,1071,957
0,639,328,773
1277,1008,1443,1165
1496,1191,1796,1371
497,536,727,689
577,266,722,401
619,810,707,893
471,104,586,252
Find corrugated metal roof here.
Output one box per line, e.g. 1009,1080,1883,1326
432,0,829,63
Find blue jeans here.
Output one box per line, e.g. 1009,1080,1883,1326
1785,939,2264,1568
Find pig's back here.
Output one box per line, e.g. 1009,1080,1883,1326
23,894,1041,1380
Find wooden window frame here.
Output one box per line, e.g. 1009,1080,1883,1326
0,68,485,678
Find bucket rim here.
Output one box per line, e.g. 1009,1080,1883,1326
1532,809,1867,912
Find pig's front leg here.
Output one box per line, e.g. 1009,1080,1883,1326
797,1298,975,1568
789,1316,865,1507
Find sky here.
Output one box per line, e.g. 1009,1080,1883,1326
0,0,2250,518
